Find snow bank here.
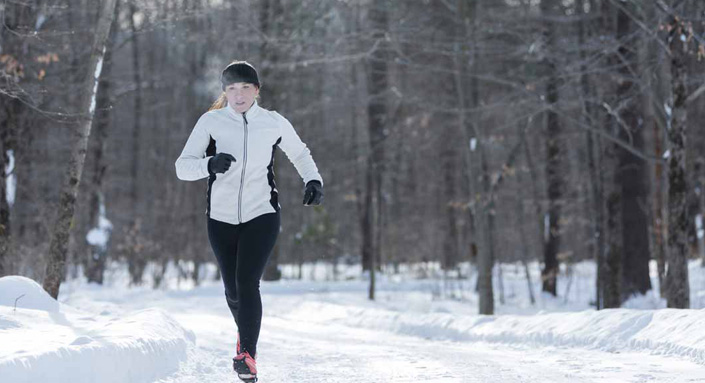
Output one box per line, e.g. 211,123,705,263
282,300,705,365
0,276,196,383
0,276,60,312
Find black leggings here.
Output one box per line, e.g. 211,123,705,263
207,211,280,358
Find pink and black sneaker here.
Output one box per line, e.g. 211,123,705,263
233,351,257,383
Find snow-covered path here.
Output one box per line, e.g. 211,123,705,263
99,288,704,383
7,263,705,382
0,268,702,383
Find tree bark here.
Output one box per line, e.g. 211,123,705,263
83,0,120,285
124,0,145,285
578,0,605,308
43,0,118,299
615,3,652,301
461,0,494,315
665,11,690,309
363,0,390,300
652,45,668,297
540,0,562,296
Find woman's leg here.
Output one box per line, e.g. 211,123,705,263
207,218,242,328
235,211,281,358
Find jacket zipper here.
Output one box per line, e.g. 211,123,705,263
238,113,249,223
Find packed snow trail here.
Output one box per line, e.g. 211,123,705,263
59,284,705,383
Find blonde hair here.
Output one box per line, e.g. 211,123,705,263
209,92,227,111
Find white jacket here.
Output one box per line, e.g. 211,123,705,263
175,100,323,224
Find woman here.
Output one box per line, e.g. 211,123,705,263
175,61,324,382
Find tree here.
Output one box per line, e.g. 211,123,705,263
540,0,563,296
663,1,692,309
82,0,121,284
362,0,391,300
43,0,118,299
614,1,652,301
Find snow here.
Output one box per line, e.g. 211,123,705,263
0,276,60,312
86,198,112,248
0,276,194,383
35,14,46,31
285,299,705,364
469,138,477,152
697,214,704,239
5,149,15,207
664,101,673,132
88,50,105,116
3,260,705,382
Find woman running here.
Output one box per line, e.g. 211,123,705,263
175,60,324,382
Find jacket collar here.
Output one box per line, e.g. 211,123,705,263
227,99,262,120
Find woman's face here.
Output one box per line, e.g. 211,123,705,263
225,82,260,114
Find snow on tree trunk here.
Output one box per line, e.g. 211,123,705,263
43,0,118,299
0,145,11,278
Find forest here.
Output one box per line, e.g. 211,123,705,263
1,0,704,315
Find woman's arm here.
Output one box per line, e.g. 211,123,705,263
175,114,213,181
276,112,323,185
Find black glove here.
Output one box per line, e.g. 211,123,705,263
303,180,323,206
208,153,236,174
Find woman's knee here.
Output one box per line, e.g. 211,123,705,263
236,278,261,297
225,288,239,305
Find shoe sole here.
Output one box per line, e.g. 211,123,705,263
237,373,257,383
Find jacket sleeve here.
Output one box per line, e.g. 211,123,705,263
175,114,213,181
276,112,323,185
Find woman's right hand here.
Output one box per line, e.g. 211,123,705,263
208,153,236,174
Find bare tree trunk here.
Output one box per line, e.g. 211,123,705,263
654,123,667,295
615,3,652,301
125,0,145,285
478,169,496,314
364,0,390,301
363,165,375,300
84,0,120,284
598,0,624,309
453,0,481,291
350,5,367,280
603,159,623,308
517,126,536,306
651,45,668,297
43,0,118,299
442,114,459,271
578,0,606,309
458,0,494,315
540,0,562,296
665,11,690,309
